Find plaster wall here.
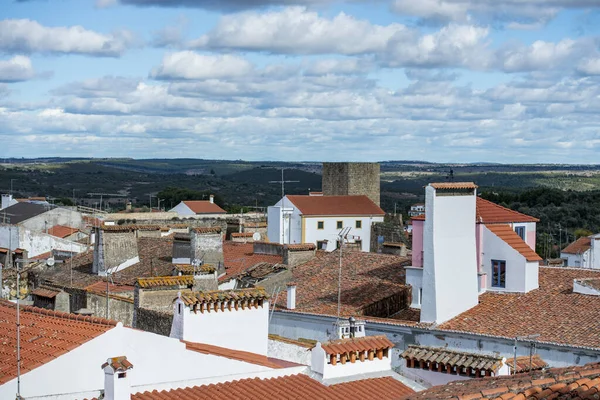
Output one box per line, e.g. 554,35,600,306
0,225,21,251
421,187,478,324
482,226,538,293
591,236,600,269
405,267,423,308
411,220,424,267
268,197,301,245
171,298,270,355
573,280,600,295
311,342,391,379
18,229,87,257
170,202,195,216
0,324,281,400
563,252,587,268
19,208,84,232
303,215,383,252
191,232,224,265
87,293,134,326
102,231,138,270
267,339,311,366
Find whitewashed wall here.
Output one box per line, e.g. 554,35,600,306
0,323,304,400
303,215,382,252
19,229,87,257
20,208,83,231
170,202,195,216
562,251,588,268
0,225,19,251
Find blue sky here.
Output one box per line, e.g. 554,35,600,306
1,0,600,163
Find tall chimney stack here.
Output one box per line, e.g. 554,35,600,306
101,356,133,400
209,195,214,204
287,282,296,310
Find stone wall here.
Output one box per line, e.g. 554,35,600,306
371,215,409,253
86,292,134,326
283,249,316,267
381,243,408,257
322,162,380,206
136,307,173,336
254,242,283,256
136,230,161,238
191,231,224,265
360,287,411,318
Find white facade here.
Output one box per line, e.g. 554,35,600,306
0,323,297,400
310,342,392,380
267,196,383,252
0,225,87,257
0,194,18,211
421,185,479,324
170,202,196,216
405,266,424,309
482,226,539,293
170,296,270,355
561,234,600,269
19,207,84,231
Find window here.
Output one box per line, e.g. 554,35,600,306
118,372,127,379
178,303,182,314
337,221,343,229
355,240,362,249
419,288,423,305
317,240,326,250
317,221,324,230
492,260,506,288
515,226,525,240
355,220,362,229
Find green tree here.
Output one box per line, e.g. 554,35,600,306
574,228,593,239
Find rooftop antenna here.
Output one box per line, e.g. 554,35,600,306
13,254,29,400
514,334,540,375
446,169,455,182
336,227,352,324
269,168,299,245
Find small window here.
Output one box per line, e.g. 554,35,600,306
492,260,506,288
317,221,324,230
337,221,343,229
178,303,182,314
317,240,326,250
118,372,127,379
419,288,423,305
355,220,362,229
355,240,362,249
515,226,525,240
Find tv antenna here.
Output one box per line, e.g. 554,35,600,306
446,169,455,182
336,227,352,323
269,168,299,245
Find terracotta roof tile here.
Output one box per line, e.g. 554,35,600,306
179,288,269,307
182,340,286,369
476,198,539,223
0,300,115,384
430,182,478,190
47,225,79,238
136,275,195,288
173,264,216,274
192,226,222,234
131,373,413,400
286,195,385,216
84,281,134,294
31,287,60,298
231,232,254,238
278,250,410,317
401,345,504,373
320,335,394,355
508,355,548,374
439,267,600,349
562,237,592,255
403,362,600,399
222,242,283,282
101,356,133,371
182,200,226,214
286,243,316,251
485,224,542,262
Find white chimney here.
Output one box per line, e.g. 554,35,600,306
209,195,214,204
102,356,133,400
1,194,13,211
287,282,296,310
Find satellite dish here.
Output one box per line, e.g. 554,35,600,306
46,257,55,267
252,232,261,241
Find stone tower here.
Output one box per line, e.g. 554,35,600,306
322,162,380,206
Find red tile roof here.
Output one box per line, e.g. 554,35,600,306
192,226,222,234
562,237,593,255
320,335,394,355
430,182,478,190
183,200,226,214
485,224,542,262
85,281,135,294
277,250,410,317
131,373,414,400
183,340,286,369
508,354,548,374
286,243,316,251
403,362,600,399
476,197,539,223
31,287,60,298
0,300,115,384
401,345,504,373
136,276,195,288
102,356,133,372
231,232,254,238
439,267,600,349
286,195,385,216
179,288,268,307
222,242,283,282
47,225,79,238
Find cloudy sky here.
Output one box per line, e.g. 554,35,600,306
1,0,600,163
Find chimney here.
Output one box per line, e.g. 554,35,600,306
209,195,214,204
126,202,132,211
287,282,296,310
101,356,133,400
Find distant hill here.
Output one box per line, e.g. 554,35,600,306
225,167,322,194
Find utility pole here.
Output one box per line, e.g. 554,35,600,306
13,255,29,400
269,169,299,245
558,223,562,254
149,195,156,211
10,179,16,195
336,227,351,324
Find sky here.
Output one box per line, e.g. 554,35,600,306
1,0,600,163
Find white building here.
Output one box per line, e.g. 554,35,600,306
408,203,425,217
406,183,542,324
169,196,226,216
561,234,600,269
267,195,385,252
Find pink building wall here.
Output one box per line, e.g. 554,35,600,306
526,228,536,250
411,220,424,267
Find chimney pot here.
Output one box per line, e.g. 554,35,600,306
286,282,296,310
102,356,133,400
209,195,214,204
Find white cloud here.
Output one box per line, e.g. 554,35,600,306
303,58,374,75
0,19,135,56
0,56,35,82
190,7,411,55
578,58,600,75
95,0,118,7
392,0,470,23
150,52,254,80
